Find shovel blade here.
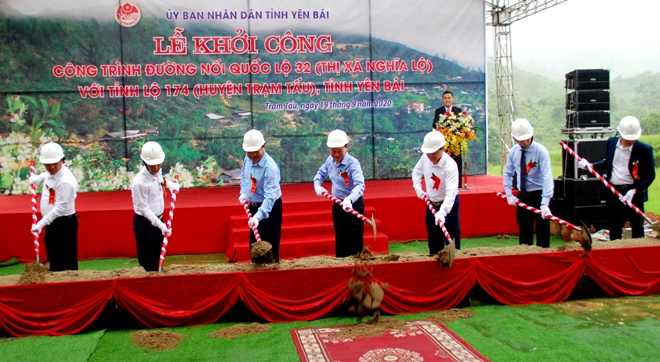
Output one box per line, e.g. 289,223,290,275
578,221,592,252
370,213,377,241
250,241,274,263
435,239,455,269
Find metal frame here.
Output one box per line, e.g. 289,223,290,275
486,0,569,173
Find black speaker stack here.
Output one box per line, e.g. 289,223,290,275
564,69,611,128
551,69,614,230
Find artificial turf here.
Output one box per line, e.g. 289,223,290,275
3,298,659,362
0,329,105,362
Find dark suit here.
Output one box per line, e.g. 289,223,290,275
432,106,463,129
592,137,655,240
432,106,464,187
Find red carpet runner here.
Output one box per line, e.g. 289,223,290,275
292,321,489,362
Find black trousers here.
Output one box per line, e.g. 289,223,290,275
134,214,163,272
332,197,365,258
249,198,282,262
451,154,463,188
606,185,644,240
44,214,78,271
516,190,549,247
425,195,461,254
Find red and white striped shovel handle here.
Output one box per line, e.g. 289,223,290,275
29,159,40,264
158,175,178,272
496,192,581,231
422,194,452,241
242,202,262,242
559,141,653,225
320,190,375,227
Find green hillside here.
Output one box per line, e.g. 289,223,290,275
486,62,660,170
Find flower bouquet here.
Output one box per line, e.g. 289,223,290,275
434,111,476,157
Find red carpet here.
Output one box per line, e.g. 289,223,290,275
0,176,517,263
292,321,490,362
1,246,660,336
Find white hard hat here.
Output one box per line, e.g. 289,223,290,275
420,131,446,153
39,142,65,164
243,130,265,152
618,116,641,141
140,141,165,165
511,118,534,140
327,129,349,147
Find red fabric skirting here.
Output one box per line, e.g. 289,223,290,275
2,246,659,337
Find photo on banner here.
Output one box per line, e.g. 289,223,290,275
0,0,486,194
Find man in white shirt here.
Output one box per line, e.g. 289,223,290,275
412,131,461,254
29,142,79,271
579,116,655,240
131,141,179,271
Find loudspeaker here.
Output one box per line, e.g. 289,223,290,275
566,111,610,128
561,138,607,179
565,69,610,90
565,90,610,111
553,177,607,207
551,177,609,230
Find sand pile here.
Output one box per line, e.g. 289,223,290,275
1,238,658,286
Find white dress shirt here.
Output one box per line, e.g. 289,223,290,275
131,166,164,226
412,152,459,216
610,140,634,185
38,165,78,225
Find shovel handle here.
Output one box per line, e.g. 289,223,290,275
29,159,40,264
496,192,581,231
559,141,654,225
158,174,178,272
242,202,262,242
321,191,375,227
422,195,452,241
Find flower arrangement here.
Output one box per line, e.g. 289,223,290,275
434,111,476,157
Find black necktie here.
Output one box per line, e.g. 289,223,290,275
519,148,526,193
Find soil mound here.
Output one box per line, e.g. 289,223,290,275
208,323,271,339
129,330,187,351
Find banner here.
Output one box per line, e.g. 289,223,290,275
0,0,486,194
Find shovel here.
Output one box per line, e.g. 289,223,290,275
436,240,456,268
321,191,377,241
422,194,453,243
421,195,456,268
560,141,656,225
242,202,275,263
29,159,40,264
496,192,582,232
578,221,592,254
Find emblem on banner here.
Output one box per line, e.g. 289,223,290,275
115,2,141,27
